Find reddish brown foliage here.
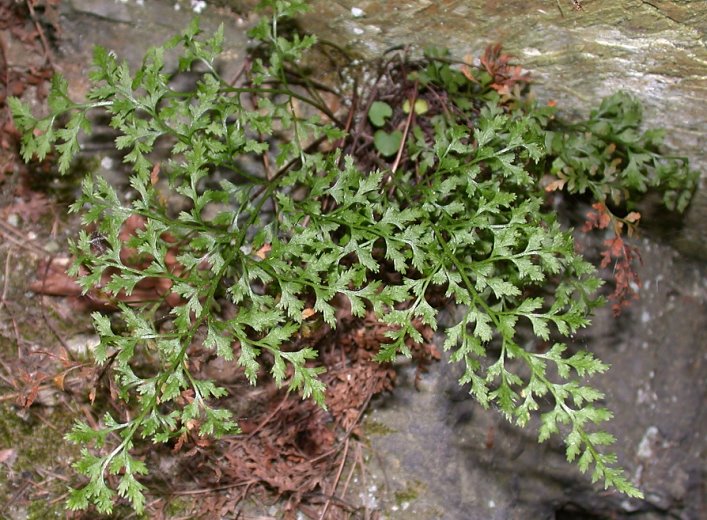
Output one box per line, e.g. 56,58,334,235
9,368,48,407
479,43,531,95
158,309,435,518
0,190,52,222
582,202,612,232
460,44,530,97
600,235,641,316
582,202,642,315
29,219,437,516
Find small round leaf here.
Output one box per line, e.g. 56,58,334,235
368,101,393,127
373,130,403,157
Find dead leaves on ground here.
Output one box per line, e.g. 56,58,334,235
31,214,186,310
600,235,641,315
166,310,435,519
0,190,53,222
26,211,438,517
1,0,61,181
1,4,420,517
8,368,48,408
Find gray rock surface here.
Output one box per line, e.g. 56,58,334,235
66,0,707,257
281,6,707,514
363,237,706,519
60,0,250,98
295,0,707,260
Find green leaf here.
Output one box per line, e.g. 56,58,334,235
402,98,429,115
237,341,261,385
117,472,147,513
470,309,493,343
374,130,403,157
368,101,393,127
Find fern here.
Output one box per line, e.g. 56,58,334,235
10,0,697,513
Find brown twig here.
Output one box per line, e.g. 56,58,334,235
33,408,61,432
170,479,257,496
249,134,328,202
0,32,10,110
228,56,252,86
0,383,50,402
0,248,12,313
340,440,362,499
555,0,565,17
47,491,70,506
0,356,17,386
24,0,54,67
35,466,70,483
40,259,73,359
0,219,48,256
0,249,23,354
245,391,290,439
318,437,350,520
391,84,418,174
310,392,372,465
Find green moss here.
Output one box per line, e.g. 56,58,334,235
0,403,82,518
0,404,76,468
163,496,193,516
362,417,397,436
394,480,425,505
26,498,67,519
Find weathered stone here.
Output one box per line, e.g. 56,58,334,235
295,0,707,259
364,237,706,519
65,333,100,357
59,0,251,100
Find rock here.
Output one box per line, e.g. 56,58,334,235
295,0,707,259
65,333,100,357
0,448,18,468
362,236,706,519
35,387,60,407
5,214,19,227
59,0,250,100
